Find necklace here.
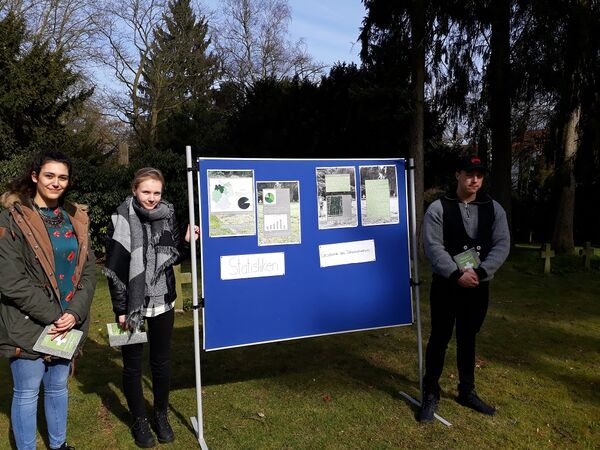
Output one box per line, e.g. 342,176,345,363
34,203,66,228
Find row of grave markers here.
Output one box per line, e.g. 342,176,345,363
540,241,595,273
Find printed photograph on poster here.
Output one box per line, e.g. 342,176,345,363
256,181,301,246
359,165,400,226
207,170,256,237
316,167,358,229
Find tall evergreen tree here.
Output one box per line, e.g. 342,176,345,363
545,0,598,253
359,1,519,239
360,0,447,247
0,13,92,160
511,0,600,252
488,0,513,228
224,64,420,160
139,0,218,151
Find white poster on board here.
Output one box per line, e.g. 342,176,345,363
316,166,358,229
318,240,376,268
207,170,256,237
256,181,301,246
359,165,400,226
220,252,286,280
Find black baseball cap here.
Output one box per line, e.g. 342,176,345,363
457,155,489,173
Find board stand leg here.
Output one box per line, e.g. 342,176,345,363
187,146,209,449
398,391,452,427
405,159,452,427
191,417,209,449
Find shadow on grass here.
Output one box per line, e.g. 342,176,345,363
170,320,425,421
75,338,130,424
482,309,600,407
75,337,196,437
73,322,423,436
196,332,413,389
484,262,600,406
412,259,600,411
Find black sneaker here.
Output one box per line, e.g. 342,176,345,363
53,444,75,450
132,417,156,448
457,390,496,416
154,410,175,443
418,391,439,423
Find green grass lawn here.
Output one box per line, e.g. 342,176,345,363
1,246,598,449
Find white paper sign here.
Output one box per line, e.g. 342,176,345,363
220,252,285,280
318,240,376,268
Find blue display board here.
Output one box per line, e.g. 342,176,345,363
198,158,413,350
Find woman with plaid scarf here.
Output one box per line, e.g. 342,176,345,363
104,167,198,448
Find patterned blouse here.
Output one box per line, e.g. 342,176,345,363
38,206,78,311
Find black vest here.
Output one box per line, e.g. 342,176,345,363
440,194,494,260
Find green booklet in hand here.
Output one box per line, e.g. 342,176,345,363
107,323,148,347
453,247,481,270
33,325,83,360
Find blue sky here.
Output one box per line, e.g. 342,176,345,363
287,0,366,67
202,0,366,67
95,1,366,95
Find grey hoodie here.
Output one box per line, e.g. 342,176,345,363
423,192,510,282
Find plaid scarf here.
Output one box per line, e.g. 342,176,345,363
103,196,179,330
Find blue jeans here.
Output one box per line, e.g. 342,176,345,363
9,358,71,450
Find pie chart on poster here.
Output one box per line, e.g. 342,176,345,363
238,197,250,209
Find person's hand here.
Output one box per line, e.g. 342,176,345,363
185,224,200,243
457,268,479,288
118,314,128,331
50,312,77,340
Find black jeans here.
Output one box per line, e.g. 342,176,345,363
121,308,174,418
423,275,490,396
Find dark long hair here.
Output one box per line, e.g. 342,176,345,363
8,151,73,199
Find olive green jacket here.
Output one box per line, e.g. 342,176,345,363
0,192,96,359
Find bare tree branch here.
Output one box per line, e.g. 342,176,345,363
92,0,167,141
212,0,324,92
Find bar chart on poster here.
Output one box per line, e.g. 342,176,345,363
197,158,413,351
264,215,288,231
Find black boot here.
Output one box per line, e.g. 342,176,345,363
154,410,175,443
418,391,439,423
457,390,496,416
132,417,156,448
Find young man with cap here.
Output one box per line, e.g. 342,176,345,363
418,155,510,422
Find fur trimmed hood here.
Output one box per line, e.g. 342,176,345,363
0,191,27,209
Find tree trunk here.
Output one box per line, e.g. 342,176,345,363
489,0,512,233
552,0,586,254
409,0,425,255
552,105,580,254
149,102,160,151
131,51,148,150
